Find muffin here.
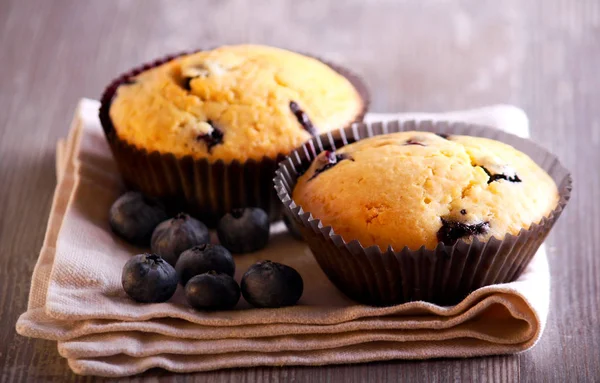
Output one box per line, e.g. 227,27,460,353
293,131,559,251
276,121,571,306
100,45,368,225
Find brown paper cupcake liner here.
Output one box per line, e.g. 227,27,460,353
274,120,572,306
99,50,370,226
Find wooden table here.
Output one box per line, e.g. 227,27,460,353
1,0,598,381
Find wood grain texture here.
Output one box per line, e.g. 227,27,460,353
0,0,598,381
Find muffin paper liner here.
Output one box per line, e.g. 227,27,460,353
99,50,370,226
274,120,572,306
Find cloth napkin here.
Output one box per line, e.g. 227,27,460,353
16,99,549,377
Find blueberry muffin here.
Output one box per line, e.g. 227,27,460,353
100,45,368,223
108,45,365,162
293,131,559,251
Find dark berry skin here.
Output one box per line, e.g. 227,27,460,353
437,219,490,246
182,77,193,91
122,253,178,303
309,151,354,181
109,191,168,246
480,166,522,184
196,120,224,152
404,138,426,146
175,244,235,285
185,272,240,310
241,261,304,308
217,208,270,254
151,213,210,266
289,101,317,136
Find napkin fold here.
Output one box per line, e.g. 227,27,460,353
16,99,549,377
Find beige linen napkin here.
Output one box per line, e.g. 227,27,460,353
16,99,549,377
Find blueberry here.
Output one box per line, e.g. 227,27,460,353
283,214,303,241
289,100,317,136
185,272,240,310
404,138,426,146
195,120,224,152
241,260,303,308
309,151,354,181
175,244,235,285
479,166,522,184
151,213,210,266
217,208,270,253
109,191,168,246
436,218,490,246
121,253,178,303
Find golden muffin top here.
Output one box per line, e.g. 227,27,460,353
293,131,559,251
109,45,364,162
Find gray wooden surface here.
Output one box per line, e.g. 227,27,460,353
1,0,598,381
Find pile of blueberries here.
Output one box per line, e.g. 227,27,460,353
109,192,304,310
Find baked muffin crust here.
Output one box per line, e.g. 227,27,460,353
109,45,364,162
293,131,559,250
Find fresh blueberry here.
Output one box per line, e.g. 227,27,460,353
241,260,303,308
121,253,178,303
185,272,240,310
217,208,270,253
283,214,303,241
151,213,210,266
175,244,235,285
109,191,168,246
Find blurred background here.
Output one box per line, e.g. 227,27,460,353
3,0,597,146
3,0,597,190
1,0,599,381
3,1,597,125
